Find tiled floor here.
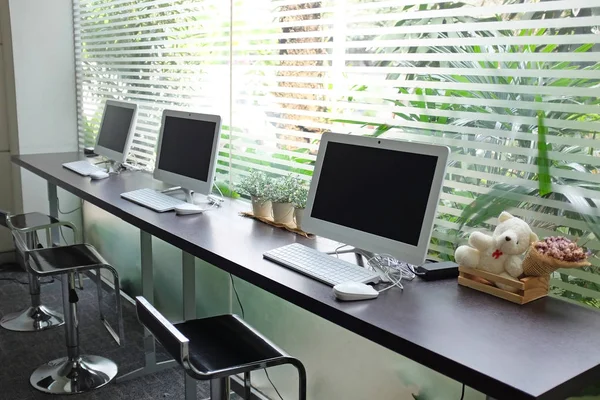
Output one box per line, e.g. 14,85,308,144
0,264,227,400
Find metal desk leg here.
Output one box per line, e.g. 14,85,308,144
116,231,176,383
183,251,197,400
47,182,60,245
182,251,196,320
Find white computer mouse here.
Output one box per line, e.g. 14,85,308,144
89,171,110,180
174,203,205,216
333,282,379,301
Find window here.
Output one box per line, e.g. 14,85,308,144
73,0,231,174
74,0,600,307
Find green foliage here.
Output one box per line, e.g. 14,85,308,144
536,113,551,196
291,183,309,209
265,174,300,203
235,170,271,198
214,181,240,199
336,1,600,307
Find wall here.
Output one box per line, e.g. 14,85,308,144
0,0,13,254
4,0,81,241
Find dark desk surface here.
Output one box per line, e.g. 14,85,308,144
13,152,600,400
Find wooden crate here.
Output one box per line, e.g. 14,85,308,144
458,266,549,305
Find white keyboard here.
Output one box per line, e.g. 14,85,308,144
62,160,105,176
263,243,380,287
121,188,185,212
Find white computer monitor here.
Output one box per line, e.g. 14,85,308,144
302,133,449,266
153,110,222,199
94,100,138,163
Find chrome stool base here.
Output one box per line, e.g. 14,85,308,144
30,355,118,394
0,305,64,332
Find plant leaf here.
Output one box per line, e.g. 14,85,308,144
537,111,552,196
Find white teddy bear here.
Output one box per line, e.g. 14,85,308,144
455,212,538,290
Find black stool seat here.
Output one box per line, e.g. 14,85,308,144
28,244,106,275
175,315,283,374
136,296,307,399
7,212,61,230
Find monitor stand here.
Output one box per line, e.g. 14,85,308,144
181,188,194,204
326,247,392,282
95,159,120,174
159,187,196,203
326,247,375,267
161,187,222,207
162,186,223,206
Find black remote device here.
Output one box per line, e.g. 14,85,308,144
415,261,459,281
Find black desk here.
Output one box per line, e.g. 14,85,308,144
13,152,600,400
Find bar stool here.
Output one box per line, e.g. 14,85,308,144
136,296,307,400
0,209,68,332
11,227,125,394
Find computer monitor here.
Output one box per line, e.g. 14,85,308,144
153,110,222,201
302,133,449,266
94,100,138,163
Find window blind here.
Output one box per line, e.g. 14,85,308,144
73,0,232,175
74,0,600,307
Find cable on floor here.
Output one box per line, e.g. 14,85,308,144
0,262,19,272
460,383,465,400
0,275,54,285
0,263,54,285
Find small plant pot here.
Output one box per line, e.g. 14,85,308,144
272,202,294,224
251,196,272,218
294,207,305,230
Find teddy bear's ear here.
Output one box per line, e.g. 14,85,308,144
530,232,539,243
498,211,514,223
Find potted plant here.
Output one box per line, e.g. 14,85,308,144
236,170,272,218
292,183,309,230
266,174,298,224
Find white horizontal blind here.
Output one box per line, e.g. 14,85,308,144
231,0,600,306
73,0,232,175
74,0,600,307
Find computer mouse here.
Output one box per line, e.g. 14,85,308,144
175,203,206,215
333,282,379,301
89,171,110,180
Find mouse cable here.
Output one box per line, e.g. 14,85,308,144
334,243,349,258
460,383,465,400
366,254,406,292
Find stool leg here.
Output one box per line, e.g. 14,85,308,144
0,233,64,332
210,377,230,400
30,272,118,394
295,362,307,400
99,266,124,346
185,374,196,400
244,372,252,400
64,272,79,359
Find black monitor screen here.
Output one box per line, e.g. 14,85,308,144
157,116,217,182
96,105,135,153
310,141,438,246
